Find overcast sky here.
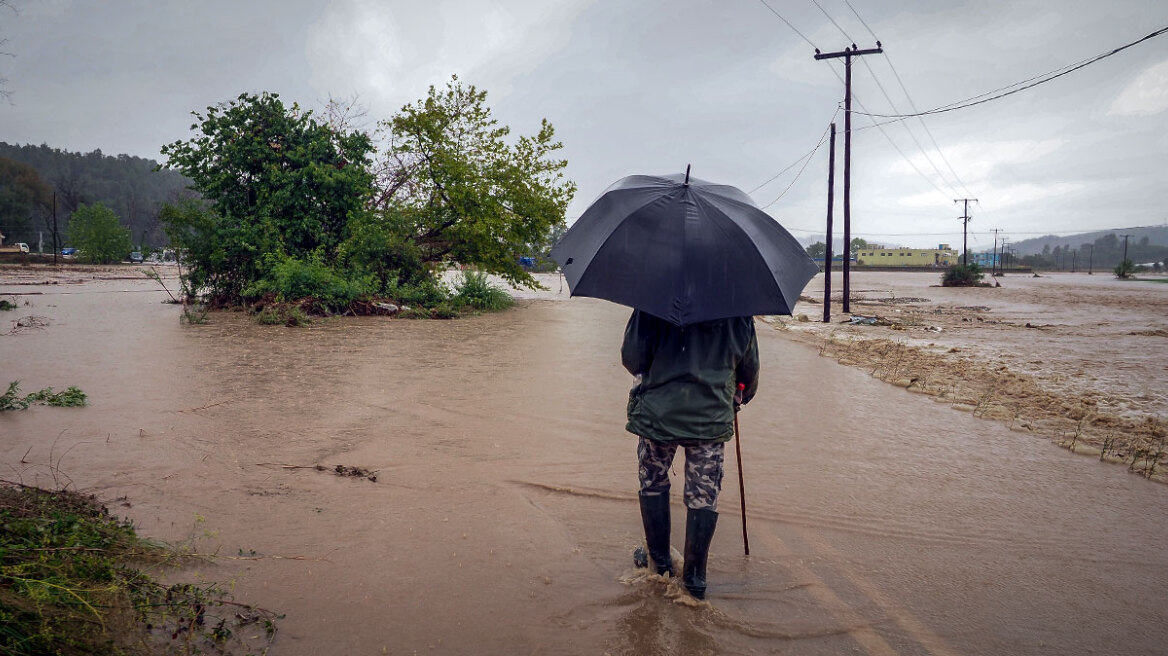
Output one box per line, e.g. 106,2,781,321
2,0,1166,249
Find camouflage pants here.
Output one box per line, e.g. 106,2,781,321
637,435,725,511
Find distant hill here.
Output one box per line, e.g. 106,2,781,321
1009,225,1168,256
0,142,192,249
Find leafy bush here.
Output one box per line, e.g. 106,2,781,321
243,252,377,313
452,270,513,311
387,274,450,308
256,304,311,327
941,263,985,287
1114,259,1135,279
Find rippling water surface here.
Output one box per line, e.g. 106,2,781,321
3,277,1167,655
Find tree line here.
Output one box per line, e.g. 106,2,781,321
1017,233,1168,272
0,142,191,251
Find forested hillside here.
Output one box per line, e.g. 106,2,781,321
0,142,192,249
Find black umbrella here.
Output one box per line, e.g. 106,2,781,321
550,170,820,326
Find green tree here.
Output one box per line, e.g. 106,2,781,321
941,262,985,287
850,237,869,251
160,92,376,306
0,157,51,244
67,203,132,264
377,76,575,287
1114,259,1135,279
805,241,826,259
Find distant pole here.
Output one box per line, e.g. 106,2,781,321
1122,234,1132,263
1087,244,1094,275
991,228,1001,276
824,122,836,323
954,198,978,266
52,192,58,266
1072,250,1077,273
816,42,882,314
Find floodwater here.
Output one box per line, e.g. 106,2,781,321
3,274,1168,655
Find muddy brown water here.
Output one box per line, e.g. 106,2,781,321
2,276,1168,655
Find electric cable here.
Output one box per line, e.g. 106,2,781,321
811,0,855,45
854,25,1168,121
748,107,841,195
756,0,818,49
758,118,837,209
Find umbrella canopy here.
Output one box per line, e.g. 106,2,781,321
550,172,820,326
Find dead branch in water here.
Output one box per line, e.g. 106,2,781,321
179,399,231,412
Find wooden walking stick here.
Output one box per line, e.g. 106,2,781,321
734,383,750,556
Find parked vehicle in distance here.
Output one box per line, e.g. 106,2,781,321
129,251,144,263
0,242,30,254
61,247,78,256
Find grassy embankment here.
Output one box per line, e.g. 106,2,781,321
0,483,279,655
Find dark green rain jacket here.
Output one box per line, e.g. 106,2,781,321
621,310,759,443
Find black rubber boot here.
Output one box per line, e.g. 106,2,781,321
636,492,673,576
682,508,718,599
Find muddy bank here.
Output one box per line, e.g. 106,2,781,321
778,270,1168,482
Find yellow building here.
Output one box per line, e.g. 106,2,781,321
855,244,958,268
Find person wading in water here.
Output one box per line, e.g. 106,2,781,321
622,309,759,600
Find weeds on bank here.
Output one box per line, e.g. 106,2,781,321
0,381,87,412
0,482,280,655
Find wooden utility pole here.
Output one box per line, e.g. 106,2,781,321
991,228,1001,276
955,198,977,266
1072,249,1077,272
815,42,882,314
824,122,836,323
1122,234,1132,263
52,192,58,266
1087,244,1094,274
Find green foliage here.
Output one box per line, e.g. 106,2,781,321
66,203,132,264
941,263,985,287
160,92,375,306
0,299,16,311
452,270,513,311
243,252,377,313
256,304,310,327
380,76,575,288
159,81,573,316
805,241,826,259
385,274,448,308
0,484,279,655
0,381,87,411
1114,259,1135,279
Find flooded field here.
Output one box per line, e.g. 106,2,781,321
2,266,1168,655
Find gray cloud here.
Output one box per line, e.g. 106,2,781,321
1,0,1165,248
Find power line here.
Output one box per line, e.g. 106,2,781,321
844,0,879,42
840,1,972,197
815,49,957,202
748,107,840,195
755,0,817,49
857,55,965,198
811,0,855,44
759,118,838,209
854,25,1168,121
